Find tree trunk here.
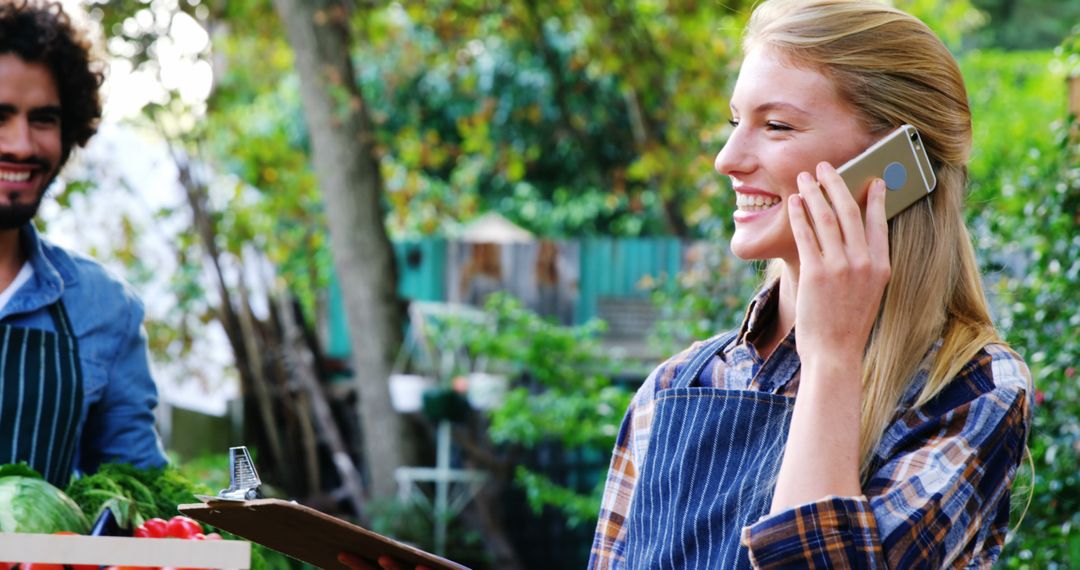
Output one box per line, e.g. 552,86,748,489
271,0,419,499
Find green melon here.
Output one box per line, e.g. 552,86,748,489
0,476,90,533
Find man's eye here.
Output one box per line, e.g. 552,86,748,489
31,114,61,126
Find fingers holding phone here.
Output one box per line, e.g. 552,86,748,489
790,163,891,363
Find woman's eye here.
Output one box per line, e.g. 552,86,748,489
765,121,793,131
727,118,740,128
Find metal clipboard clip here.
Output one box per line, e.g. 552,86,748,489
195,446,264,503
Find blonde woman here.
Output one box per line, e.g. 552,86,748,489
339,0,1032,568
589,0,1032,568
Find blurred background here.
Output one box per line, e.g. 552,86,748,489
41,0,1079,567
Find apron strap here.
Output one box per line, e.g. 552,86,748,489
671,330,738,388
47,301,76,340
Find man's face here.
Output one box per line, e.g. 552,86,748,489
0,53,62,229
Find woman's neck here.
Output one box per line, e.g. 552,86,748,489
754,262,799,360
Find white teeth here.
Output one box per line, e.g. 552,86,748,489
736,193,781,211
0,171,31,183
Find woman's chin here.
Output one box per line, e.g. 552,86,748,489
729,237,769,262
730,250,770,263
730,224,796,262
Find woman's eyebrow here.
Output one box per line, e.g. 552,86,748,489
729,101,810,116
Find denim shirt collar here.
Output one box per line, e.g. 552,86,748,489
0,223,73,319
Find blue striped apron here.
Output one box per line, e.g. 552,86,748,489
623,332,798,569
0,301,84,487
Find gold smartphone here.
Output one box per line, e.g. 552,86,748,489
837,124,936,219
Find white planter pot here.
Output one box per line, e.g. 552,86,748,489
388,374,436,413
466,373,509,410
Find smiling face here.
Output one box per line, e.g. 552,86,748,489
715,47,876,265
0,53,62,230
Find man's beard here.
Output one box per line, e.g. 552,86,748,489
0,199,44,230
0,157,54,230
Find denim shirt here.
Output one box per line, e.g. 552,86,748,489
0,224,167,475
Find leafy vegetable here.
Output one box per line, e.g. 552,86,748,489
0,462,44,480
65,474,128,522
65,463,212,529
0,476,90,534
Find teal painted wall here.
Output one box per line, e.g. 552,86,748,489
326,239,447,358
327,237,683,357
574,238,682,323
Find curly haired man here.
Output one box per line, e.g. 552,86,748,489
0,0,167,486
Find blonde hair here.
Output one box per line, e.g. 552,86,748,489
745,0,1002,476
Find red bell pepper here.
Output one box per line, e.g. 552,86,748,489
133,518,168,539
164,516,202,540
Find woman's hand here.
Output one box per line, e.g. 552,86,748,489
337,552,432,570
769,161,890,513
789,161,891,367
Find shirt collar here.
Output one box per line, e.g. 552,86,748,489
0,224,68,318
735,278,781,347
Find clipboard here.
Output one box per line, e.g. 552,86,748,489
178,499,470,570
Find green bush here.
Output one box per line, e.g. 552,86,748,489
989,118,1078,569
977,42,1080,569
645,241,761,354
446,293,632,526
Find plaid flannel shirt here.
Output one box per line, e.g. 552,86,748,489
590,283,1032,569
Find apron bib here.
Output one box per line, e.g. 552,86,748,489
624,332,797,569
0,302,85,487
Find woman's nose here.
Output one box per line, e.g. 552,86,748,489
714,129,754,177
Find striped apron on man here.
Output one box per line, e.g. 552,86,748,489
623,331,798,569
0,302,84,487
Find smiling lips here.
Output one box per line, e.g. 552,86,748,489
0,170,32,183
736,191,782,212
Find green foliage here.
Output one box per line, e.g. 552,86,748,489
172,451,233,492
644,242,762,354
994,126,1079,567
467,294,630,450
1057,25,1080,77
986,36,1080,567
65,463,215,527
366,496,489,566
0,462,44,480
967,0,1080,50
894,0,985,50
350,0,752,237
64,474,130,525
84,0,332,338
514,465,603,529
443,293,632,525
962,50,1063,206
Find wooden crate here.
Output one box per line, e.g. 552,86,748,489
0,533,250,569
